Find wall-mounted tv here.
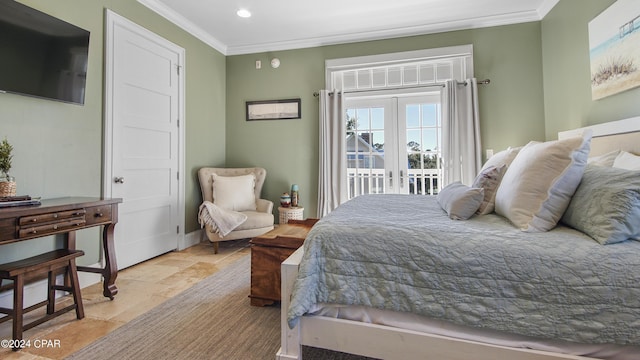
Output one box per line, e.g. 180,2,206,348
0,0,90,105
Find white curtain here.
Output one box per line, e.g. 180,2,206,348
317,90,347,217
441,78,482,186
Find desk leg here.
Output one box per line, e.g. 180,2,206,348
66,231,76,249
102,223,118,300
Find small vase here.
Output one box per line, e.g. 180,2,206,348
280,193,291,207
290,184,299,207
0,175,16,197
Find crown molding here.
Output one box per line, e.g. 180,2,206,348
138,0,560,56
137,0,227,54
537,0,561,18
225,10,544,55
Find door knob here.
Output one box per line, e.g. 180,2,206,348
114,177,125,184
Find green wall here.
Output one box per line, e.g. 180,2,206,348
226,22,546,219
542,0,640,138
0,0,225,264
4,0,640,263
227,0,640,220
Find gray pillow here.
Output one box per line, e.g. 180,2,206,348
437,182,484,220
472,164,506,215
561,165,640,245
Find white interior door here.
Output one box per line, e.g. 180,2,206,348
105,11,184,269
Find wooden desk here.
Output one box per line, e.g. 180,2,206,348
249,218,318,306
0,197,122,299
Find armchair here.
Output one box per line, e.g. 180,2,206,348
198,167,274,253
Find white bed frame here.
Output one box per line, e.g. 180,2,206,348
277,116,640,360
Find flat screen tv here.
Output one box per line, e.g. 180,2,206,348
0,0,90,105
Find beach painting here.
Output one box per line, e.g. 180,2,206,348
589,0,640,100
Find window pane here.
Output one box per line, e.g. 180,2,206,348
371,107,384,129
406,104,420,128
422,104,437,126
370,130,385,154
406,129,421,150
363,154,374,169
422,129,438,151
407,152,421,170
346,109,357,132
356,108,369,130
423,153,439,169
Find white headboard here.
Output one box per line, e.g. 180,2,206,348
558,116,640,156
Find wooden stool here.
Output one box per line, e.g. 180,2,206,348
0,249,85,350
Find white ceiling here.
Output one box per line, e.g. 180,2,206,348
137,0,559,56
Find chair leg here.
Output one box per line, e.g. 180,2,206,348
47,270,56,315
213,241,219,254
67,260,84,319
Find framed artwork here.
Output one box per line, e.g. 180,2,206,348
589,0,640,100
246,98,301,121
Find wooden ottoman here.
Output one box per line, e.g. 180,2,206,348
249,218,318,306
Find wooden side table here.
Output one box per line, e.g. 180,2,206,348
249,218,318,306
278,206,304,224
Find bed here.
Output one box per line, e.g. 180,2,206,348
277,117,640,360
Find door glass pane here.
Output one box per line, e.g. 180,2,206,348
370,130,385,152
371,108,385,129
406,129,420,146
422,104,437,126
406,105,420,128
356,108,369,130
422,129,438,151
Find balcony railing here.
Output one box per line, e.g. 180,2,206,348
347,168,440,198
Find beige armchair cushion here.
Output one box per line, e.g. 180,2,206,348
211,173,257,211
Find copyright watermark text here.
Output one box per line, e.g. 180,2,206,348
1,338,61,349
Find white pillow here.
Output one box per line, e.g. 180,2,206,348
212,174,257,212
437,182,484,220
481,146,522,172
612,151,640,170
494,131,592,232
587,149,620,167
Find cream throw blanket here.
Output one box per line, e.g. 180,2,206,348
198,201,247,237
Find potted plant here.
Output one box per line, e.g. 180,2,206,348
0,137,16,197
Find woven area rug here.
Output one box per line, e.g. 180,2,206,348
67,254,374,360
67,255,280,360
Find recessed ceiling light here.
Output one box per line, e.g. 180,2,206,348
237,9,251,18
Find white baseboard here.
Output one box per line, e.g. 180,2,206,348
0,262,103,310
179,229,204,250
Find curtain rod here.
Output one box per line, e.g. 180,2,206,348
313,79,490,97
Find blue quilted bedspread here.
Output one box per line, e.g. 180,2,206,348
287,194,640,346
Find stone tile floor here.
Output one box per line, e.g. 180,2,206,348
0,239,251,359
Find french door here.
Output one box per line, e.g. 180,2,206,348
345,93,442,198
